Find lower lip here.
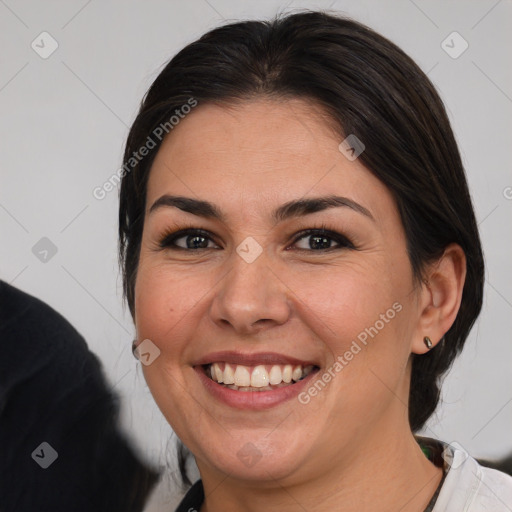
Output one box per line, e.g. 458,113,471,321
194,365,320,410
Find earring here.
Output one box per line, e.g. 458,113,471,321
132,339,139,359
423,336,433,350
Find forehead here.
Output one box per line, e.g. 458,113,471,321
145,99,392,222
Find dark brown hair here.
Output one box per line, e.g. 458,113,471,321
118,10,484,486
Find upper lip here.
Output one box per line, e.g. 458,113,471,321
192,351,319,367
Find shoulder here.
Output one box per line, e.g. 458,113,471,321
434,442,512,511
0,280,91,382
0,280,86,345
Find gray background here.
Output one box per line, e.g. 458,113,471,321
1,0,511,508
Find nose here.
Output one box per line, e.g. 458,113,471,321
208,247,291,335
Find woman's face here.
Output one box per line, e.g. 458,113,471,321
134,99,424,484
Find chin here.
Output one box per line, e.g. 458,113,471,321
197,435,309,483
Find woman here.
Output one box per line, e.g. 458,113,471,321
119,11,512,511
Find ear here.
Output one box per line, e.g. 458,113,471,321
411,243,467,355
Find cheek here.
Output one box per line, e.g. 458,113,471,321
134,259,212,348
292,260,413,394
291,259,404,342
133,261,210,431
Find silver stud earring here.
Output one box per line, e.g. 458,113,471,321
423,336,433,350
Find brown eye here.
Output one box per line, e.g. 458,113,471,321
291,229,354,251
159,229,220,250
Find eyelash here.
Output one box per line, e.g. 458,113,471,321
157,223,356,252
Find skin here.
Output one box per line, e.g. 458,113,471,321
134,99,466,511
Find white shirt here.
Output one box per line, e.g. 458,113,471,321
433,442,512,511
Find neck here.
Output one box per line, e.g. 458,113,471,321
197,412,443,512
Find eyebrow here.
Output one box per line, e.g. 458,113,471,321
149,194,374,222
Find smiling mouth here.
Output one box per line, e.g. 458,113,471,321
202,362,320,392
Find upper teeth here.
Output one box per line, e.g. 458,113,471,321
207,362,314,387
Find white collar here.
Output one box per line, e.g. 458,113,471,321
433,441,512,511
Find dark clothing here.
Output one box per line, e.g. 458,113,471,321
174,479,204,512
0,280,159,512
